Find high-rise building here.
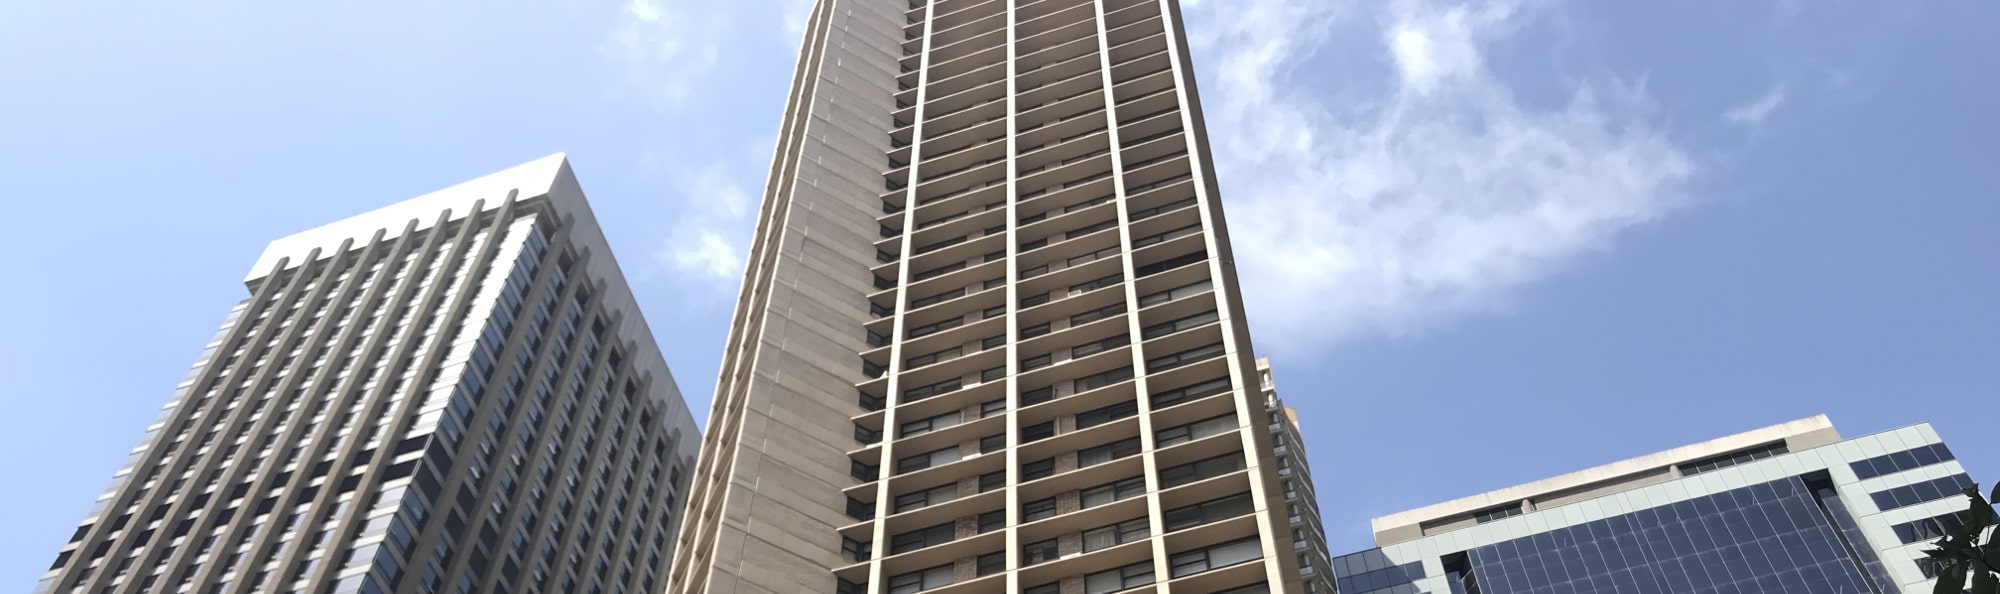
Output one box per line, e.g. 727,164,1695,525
1256,359,1333,594
1333,415,1978,594
33,155,702,594
666,0,1315,592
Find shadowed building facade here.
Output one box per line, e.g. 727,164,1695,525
661,0,1322,593
1334,415,1976,594
33,156,701,594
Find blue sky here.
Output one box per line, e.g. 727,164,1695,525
1,0,1994,586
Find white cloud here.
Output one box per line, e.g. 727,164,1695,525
1723,85,1788,126
657,164,753,281
666,231,743,279
1387,3,1500,94
780,0,816,37
1183,0,1698,348
607,0,726,105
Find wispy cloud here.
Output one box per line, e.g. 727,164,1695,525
1723,85,1788,126
606,0,726,105
656,163,753,281
1183,0,1698,348
780,0,816,38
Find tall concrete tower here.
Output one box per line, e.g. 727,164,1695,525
33,155,702,594
666,0,1318,592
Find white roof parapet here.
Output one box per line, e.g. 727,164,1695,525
1370,414,1837,537
247,154,571,282
242,153,699,458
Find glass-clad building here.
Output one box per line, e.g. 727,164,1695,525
1333,415,1977,594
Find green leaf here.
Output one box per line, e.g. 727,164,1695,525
1986,528,2000,569
1972,567,1999,594
1940,566,1968,594
1968,487,1998,536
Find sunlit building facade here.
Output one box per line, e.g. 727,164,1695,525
663,0,1321,592
33,156,701,594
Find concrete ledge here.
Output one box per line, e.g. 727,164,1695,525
1370,414,1840,546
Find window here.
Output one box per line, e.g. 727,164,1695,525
1025,583,1060,594
903,378,962,402
976,552,1005,576
1071,273,1123,293
1918,557,1946,579
1891,511,1972,544
1023,539,1059,565
1021,458,1056,481
1136,250,1206,277
1021,421,1055,442
1075,366,1133,393
1132,223,1201,249
1071,334,1128,358
1677,441,1789,476
977,510,1005,533
851,460,879,481
1078,438,1141,467
1021,386,1055,406
1169,538,1262,578
1071,302,1127,326
1021,354,1053,371
978,471,1005,493
980,399,1007,417
1164,493,1255,532
907,317,962,339
1022,498,1057,522
893,483,959,513
1471,504,1522,524
913,262,965,282
886,564,954,594
1145,343,1224,373
845,497,875,520
980,434,1006,453
1083,518,1149,552
1081,476,1146,508
1156,414,1236,447
909,288,964,309
1139,279,1213,307
841,537,871,562
899,411,962,438
897,447,960,474
1337,561,1426,593
905,347,960,369
1076,400,1138,429
1850,443,1956,480
889,523,956,554
1870,474,1976,512
1151,377,1231,409
1160,453,1244,488
1141,310,1219,339
1084,561,1155,593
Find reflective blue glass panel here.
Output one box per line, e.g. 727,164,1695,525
1868,473,1974,512
1850,444,1955,481
1463,477,1886,594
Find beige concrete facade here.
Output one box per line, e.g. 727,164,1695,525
665,0,1315,593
